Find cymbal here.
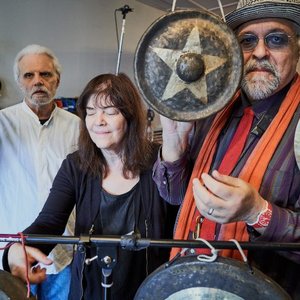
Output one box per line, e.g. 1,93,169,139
295,119,300,169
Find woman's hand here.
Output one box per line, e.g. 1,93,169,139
8,243,53,284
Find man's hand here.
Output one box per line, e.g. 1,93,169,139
192,170,266,224
8,243,53,284
160,115,194,162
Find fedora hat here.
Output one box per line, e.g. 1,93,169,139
226,0,300,31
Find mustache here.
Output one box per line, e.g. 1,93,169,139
244,59,277,76
32,86,49,94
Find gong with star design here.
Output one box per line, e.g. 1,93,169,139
134,9,243,121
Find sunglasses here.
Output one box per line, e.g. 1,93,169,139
237,32,294,52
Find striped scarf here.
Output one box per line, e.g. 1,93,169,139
171,74,300,259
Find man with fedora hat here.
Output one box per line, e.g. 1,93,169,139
153,0,300,297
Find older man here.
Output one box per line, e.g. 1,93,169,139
153,0,300,297
0,44,80,299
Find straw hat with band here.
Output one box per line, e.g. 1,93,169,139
226,0,300,31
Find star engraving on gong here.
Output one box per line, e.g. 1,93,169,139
151,26,227,104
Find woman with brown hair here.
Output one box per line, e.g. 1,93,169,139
4,73,176,299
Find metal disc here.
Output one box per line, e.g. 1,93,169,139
134,9,243,121
134,256,290,300
0,270,35,300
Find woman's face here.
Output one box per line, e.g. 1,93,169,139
85,94,127,154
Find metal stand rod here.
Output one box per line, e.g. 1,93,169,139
102,268,112,300
115,17,126,75
96,246,117,300
1,233,300,251
115,5,132,75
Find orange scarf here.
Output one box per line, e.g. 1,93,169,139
171,74,300,259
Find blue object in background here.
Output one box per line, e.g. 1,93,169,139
54,98,77,114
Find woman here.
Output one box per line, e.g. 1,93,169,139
4,73,176,299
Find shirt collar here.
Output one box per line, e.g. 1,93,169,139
239,80,292,119
21,99,57,125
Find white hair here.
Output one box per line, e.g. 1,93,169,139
13,44,62,83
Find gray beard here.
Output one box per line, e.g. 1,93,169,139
241,75,280,100
26,96,53,107
241,60,280,101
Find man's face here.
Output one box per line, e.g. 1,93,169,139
237,19,299,101
18,53,59,107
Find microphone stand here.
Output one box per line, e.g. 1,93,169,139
115,5,133,75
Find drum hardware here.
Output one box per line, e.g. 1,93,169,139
96,247,117,300
1,233,298,300
166,237,254,276
2,233,300,251
115,4,133,75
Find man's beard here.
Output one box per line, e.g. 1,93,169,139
27,96,53,106
22,86,54,106
241,59,280,101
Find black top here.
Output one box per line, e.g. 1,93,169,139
4,147,177,300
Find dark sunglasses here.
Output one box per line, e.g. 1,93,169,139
237,32,294,52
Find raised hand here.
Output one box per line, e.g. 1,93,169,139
160,115,194,162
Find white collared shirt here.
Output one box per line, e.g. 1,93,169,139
0,100,80,273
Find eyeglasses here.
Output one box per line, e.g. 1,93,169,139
237,32,295,52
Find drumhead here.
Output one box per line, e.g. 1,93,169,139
134,256,290,300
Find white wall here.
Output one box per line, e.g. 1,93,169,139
0,0,164,109
2,1,299,119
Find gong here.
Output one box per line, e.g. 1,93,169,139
134,9,243,121
134,256,290,300
0,270,35,300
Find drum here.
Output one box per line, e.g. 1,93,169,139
0,270,35,300
134,256,290,300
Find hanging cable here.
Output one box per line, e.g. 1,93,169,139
171,0,177,12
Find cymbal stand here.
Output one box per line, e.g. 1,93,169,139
97,246,117,300
115,5,133,75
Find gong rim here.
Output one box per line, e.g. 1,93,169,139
134,9,243,121
0,270,35,300
134,256,290,300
